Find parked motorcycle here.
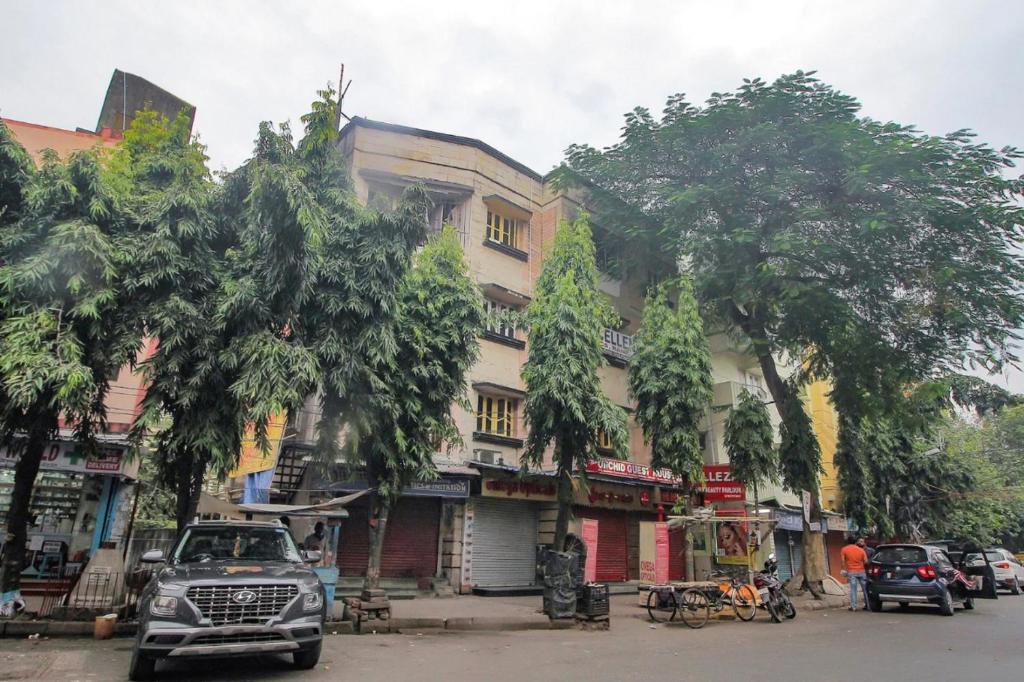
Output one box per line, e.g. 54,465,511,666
754,553,797,623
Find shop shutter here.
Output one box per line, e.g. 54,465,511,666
337,498,440,579
668,526,686,580
471,498,538,587
579,508,629,582
774,530,794,583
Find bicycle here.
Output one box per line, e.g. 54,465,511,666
646,572,758,628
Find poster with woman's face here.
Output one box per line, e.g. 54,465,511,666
716,521,748,562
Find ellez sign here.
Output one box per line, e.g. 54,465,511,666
699,465,745,501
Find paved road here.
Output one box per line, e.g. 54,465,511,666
3,596,1022,681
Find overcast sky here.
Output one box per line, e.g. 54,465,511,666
3,0,1022,389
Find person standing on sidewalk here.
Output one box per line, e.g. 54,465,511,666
841,536,869,611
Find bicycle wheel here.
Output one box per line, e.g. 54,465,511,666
646,588,676,623
731,584,757,622
678,588,711,629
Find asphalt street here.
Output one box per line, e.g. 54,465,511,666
2,595,1021,682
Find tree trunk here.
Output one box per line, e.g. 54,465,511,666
363,493,392,591
742,315,827,598
1,416,55,599
552,449,575,551
174,452,206,533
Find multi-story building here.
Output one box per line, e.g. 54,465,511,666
277,116,802,594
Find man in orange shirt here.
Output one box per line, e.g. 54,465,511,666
841,536,869,611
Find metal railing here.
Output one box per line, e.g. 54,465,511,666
36,566,154,621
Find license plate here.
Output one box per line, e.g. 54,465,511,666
758,588,770,598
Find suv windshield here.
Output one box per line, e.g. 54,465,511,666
874,547,927,564
172,526,302,564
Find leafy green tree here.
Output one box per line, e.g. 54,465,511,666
107,108,243,532
836,377,1023,544
945,373,1022,417
347,226,483,590
724,389,778,515
628,279,712,483
558,71,1024,593
0,124,140,598
522,215,629,550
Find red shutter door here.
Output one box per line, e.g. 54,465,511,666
381,498,440,578
669,526,686,580
579,508,628,582
336,498,440,579
337,504,370,577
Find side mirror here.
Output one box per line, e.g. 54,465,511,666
140,549,166,564
303,550,322,564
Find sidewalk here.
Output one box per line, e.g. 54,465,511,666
1,590,849,638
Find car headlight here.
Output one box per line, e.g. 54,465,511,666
150,595,178,617
302,592,323,612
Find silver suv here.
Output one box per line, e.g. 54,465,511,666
129,520,326,680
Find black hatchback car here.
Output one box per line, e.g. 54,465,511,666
865,543,997,615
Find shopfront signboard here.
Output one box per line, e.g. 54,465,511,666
327,477,471,499
699,465,745,501
585,457,682,485
581,518,598,583
825,515,849,532
0,442,135,478
481,476,557,501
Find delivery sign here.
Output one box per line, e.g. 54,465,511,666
700,465,745,501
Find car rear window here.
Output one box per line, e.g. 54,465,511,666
874,547,927,564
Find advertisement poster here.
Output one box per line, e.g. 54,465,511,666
654,522,670,584
639,522,671,584
581,518,599,583
691,527,708,554
715,509,749,566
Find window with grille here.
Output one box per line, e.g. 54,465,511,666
597,429,614,451
476,394,517,437
484,298,517,339
486,210,518,249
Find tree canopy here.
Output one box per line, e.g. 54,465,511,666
558,70,1024,588
522,214,628,549
628,279,712,483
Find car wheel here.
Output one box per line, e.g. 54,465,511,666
1011,579,1021,596
939,588,955,616
962,596,974,610
293,641,322,670
867,594,883,612
128,647,156,681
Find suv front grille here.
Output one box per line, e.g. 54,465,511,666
192,632,285,645
187,585,299,625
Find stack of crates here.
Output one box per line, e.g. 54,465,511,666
576,583,610,618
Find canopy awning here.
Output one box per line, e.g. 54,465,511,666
237,490,369,518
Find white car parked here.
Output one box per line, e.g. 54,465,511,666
966,548,1024,595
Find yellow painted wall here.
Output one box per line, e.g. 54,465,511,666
805,380,842,510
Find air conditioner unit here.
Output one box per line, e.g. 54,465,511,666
473,449,500,465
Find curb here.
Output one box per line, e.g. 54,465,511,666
2,614,577,638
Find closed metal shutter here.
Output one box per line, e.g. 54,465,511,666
337,498,440,579
579,508,629,582
775,530,793,583
471,498,538,587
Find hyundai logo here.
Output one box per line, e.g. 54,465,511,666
231,590,257,604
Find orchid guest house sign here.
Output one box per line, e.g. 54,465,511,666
585,458,682,485
585,458,745,501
